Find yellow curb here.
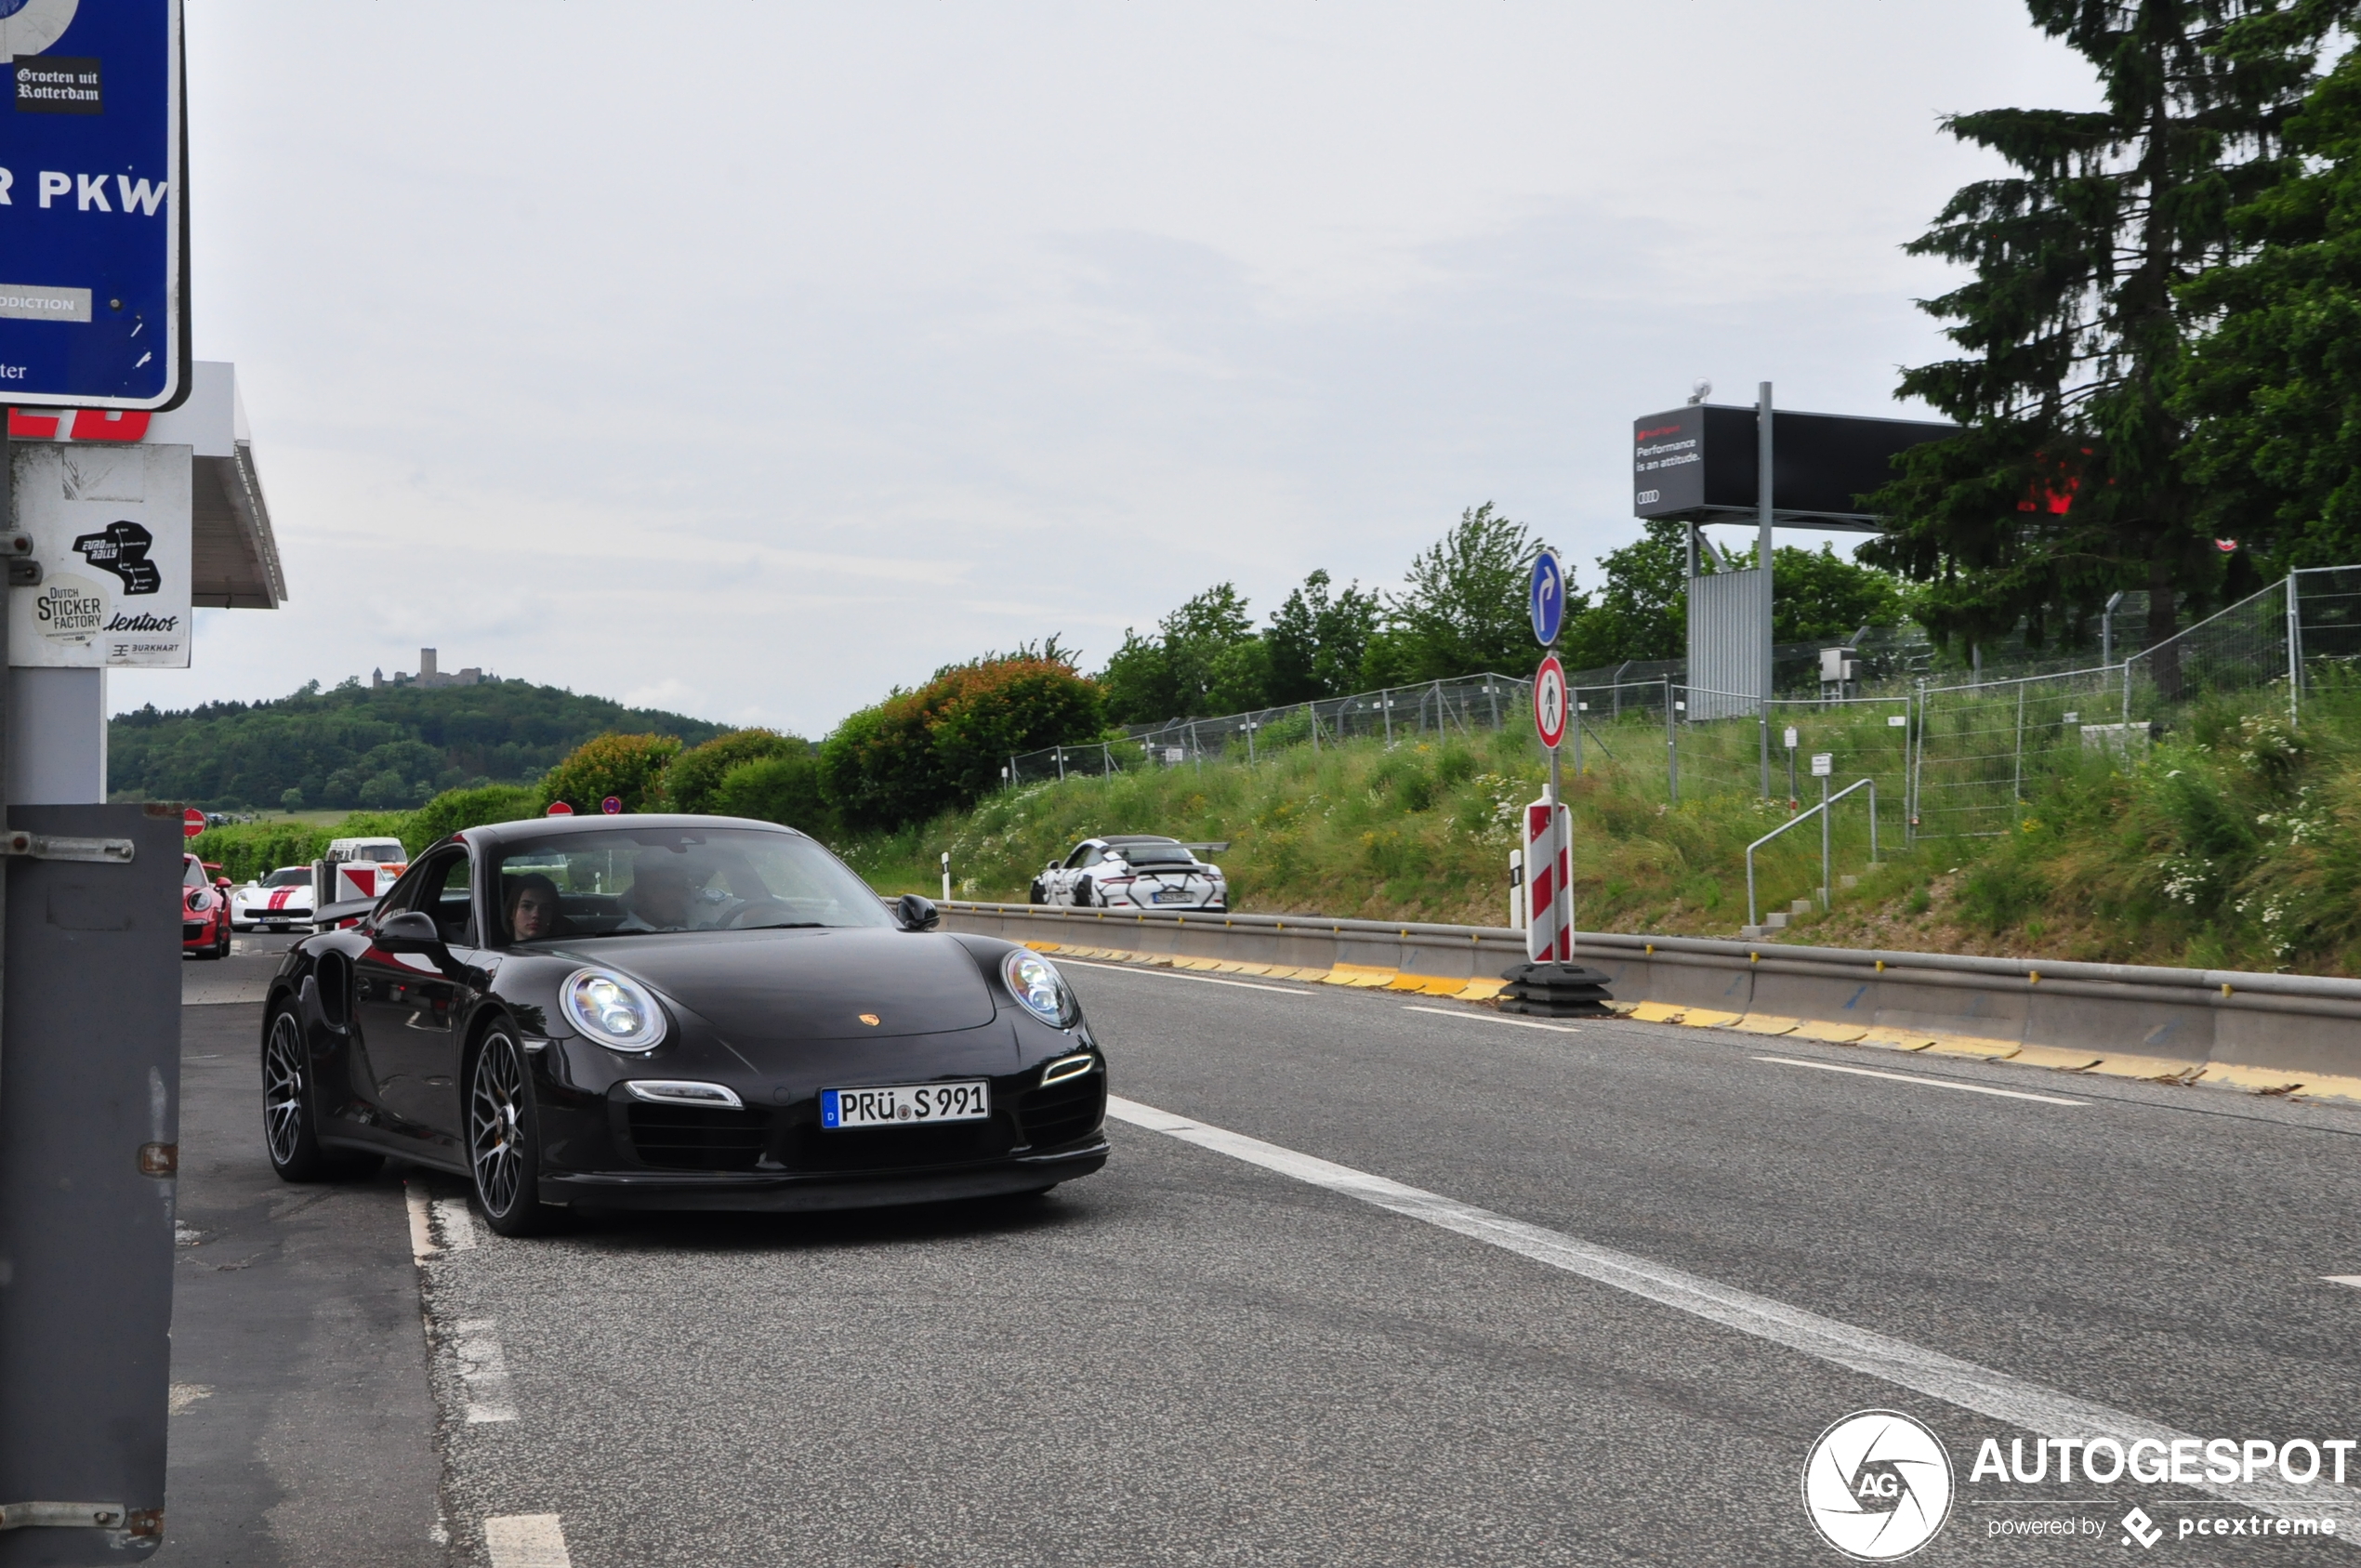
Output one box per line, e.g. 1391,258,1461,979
1733,1014,1801,1036
1922,1035,2023,1061
1857,1027,1938,1051
2198,1062,2310,1094
1629,1002,1688,1024
1383,973,1430,991
2292,1073,2361,1104
1025,941,1062,952
1172,957,1223,971
1456,979,1509,1000
1677,1008,1743,1028
1325,964,1399,988
2082,1053,2206,1082
1792,1021,1869,1044
1416,976,1472,995
1231,964,1278,976
2011,1046,2104,1072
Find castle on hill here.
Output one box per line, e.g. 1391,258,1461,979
371,648,485,690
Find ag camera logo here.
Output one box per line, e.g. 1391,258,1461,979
1802,1410,1954,1561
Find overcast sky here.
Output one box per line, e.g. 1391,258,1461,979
111,1,2100,733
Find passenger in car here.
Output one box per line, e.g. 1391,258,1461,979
505,874,566,942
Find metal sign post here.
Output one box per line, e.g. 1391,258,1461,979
1526,654,1570,965
1498,611,1613,1017
0,5,191,1560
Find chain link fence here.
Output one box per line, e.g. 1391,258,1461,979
1004,569,2357,845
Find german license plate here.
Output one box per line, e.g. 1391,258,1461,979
1152,889,1190,903
822,1081,991,1129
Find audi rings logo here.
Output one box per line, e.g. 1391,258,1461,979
1802,1410,1955,1560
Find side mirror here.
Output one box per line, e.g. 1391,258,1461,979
214,876,231,890
895,893,941,931
375,909,445,954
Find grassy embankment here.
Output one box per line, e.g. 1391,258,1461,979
847,674,2361,976
188,676,2361,975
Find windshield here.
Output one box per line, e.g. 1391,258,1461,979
357,845,406,863
263,867,310,888
491,826,890,943
182,857,207,889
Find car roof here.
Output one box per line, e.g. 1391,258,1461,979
1101,835,1182,846
455,813,812,850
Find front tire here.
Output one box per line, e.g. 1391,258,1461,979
214,921,232,959
263,1007,381,1182
1075,875,1095,907
468,1028,559,1237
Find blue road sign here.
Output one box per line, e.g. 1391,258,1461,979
1529,548,1565,647
0,0,186,409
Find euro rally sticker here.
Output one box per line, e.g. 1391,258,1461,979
32,573,103,647
73,520,159,593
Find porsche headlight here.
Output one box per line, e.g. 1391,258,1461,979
561,968,669,1052
1001,949,1077,1028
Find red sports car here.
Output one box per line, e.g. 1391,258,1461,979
183,852,231,960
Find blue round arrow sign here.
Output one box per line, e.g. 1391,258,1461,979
1529,549,1565,647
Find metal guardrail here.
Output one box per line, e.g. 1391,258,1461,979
940,902,2361,1083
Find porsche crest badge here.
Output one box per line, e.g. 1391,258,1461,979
858,1013,881,1026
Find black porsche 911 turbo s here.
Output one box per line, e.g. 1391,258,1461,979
260,814,1108,1234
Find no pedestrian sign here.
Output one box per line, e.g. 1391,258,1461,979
0,0,189,409
1533,654,1567,750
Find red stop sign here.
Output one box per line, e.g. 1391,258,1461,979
545,801,574,816
183,807,205,838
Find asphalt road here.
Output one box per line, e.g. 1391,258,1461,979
343,958,2361,1567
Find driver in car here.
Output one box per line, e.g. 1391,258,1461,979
614,858,700,932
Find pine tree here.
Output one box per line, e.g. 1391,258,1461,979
1864,0,2336,689
2180,44,2361,566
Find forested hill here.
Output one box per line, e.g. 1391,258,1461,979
110,679,731,811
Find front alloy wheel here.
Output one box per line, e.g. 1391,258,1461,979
469,1029,556,1236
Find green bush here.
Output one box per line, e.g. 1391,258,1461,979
537,733,680,815
409,784,543,846
667,729,802,814
820,656,1106,833
711,753,838,839
189,810,417,885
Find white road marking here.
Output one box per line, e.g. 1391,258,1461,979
1401,1004,1579,1034
405,1179,436,1259
1104,1093,2354,1529
1752,1055,2085,1105
1057,958,1309,995
455,1318,519,1423
433,1196,479,1252
2325,1276,2361,1289
483,1513,572,1568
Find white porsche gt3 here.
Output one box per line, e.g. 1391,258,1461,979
231,865,316,932
1030,836,1227,911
